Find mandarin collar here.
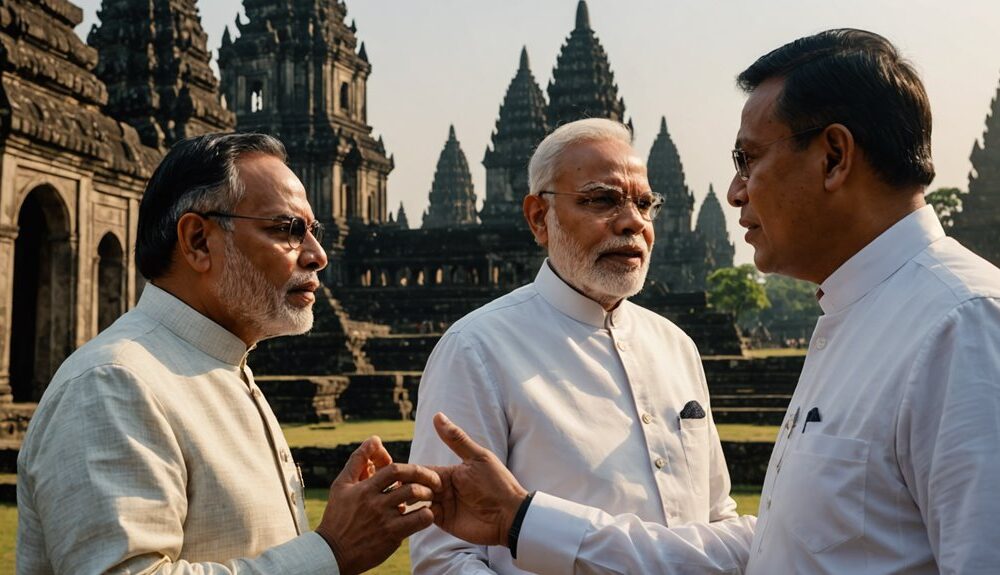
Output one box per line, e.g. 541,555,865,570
136,284,252,366
818,205,945,315
533,259,627,328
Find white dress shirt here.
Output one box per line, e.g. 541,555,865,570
513,206,1000,574
17,284,339,574
409,260,737,574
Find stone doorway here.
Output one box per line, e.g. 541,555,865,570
97,233,124,332
10,187,74,403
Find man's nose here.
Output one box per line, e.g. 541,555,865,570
727,174,748,208
611,200,647,236
298,229,328,271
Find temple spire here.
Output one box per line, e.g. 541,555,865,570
575,0,591,30
547,1,626,128
88,0,235,150
951,74,1000,266
696,185,734,270
648,115,694,239
482,48,550,226
423,126,478,228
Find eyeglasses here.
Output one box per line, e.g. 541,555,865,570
538,189,665,222
731,126,825,181
197,211,324,248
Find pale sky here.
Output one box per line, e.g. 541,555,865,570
73,0,1000,265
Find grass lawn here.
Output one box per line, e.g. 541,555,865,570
717,423,780,443
282,420,415,448
743,348,808,358
283,420,779,448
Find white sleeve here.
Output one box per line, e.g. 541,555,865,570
15,365,339,575
897,297,1000,573
516,492,756,575
696,342,740,523
408,331,508,574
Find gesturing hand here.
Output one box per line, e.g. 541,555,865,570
430,413,529,547
315,436,442,575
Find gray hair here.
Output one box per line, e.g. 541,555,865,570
527,118,633,198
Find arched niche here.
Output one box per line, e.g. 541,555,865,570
97,232,125,332
10,185,74,402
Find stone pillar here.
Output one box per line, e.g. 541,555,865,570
0,224,18,403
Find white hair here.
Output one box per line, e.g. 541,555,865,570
527,118,633,198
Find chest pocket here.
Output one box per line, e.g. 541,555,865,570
781,432,869,553
679,416,710,508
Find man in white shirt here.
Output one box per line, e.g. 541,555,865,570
17,133,441,574
409,118,739,574
426,29,1000,574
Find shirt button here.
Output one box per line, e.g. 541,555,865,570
654,457,666,469
767,497,772,509
251,388,261,399
814,337,827,350
616,340,628,352
289,491,297,504
281,450,290,462
641,413,652,424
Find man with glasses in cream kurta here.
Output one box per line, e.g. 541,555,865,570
409,118,738,574
17,133,441,574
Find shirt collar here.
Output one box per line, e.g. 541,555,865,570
818,205,944,314
533,259,626,328
136,283,251,366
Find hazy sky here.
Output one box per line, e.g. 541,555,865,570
73,0,1000,265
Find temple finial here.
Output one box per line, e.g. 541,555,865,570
575,0,590,30
519,46,529,71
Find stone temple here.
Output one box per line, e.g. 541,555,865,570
4,0,996,431
952,74,1000,267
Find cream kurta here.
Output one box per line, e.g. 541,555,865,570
17,284,338,574
410,261,737,574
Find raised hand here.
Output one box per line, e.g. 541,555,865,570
430,412,528,547
315,435,442,575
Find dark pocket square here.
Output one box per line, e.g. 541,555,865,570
680,400,706,419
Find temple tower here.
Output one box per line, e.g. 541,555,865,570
547,0,628,129
695,185,734,271
88,0,235,150
423,126,478,229
952,77,1000,267
644,116,702,291
481,47,549,227
218,0,393,279
396,202,410,230
649,117,694,238
0,0,160,403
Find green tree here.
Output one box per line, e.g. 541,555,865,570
707,265,770,325
758,274,822,341
925,187,964,228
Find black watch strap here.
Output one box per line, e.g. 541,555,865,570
508,491,536,560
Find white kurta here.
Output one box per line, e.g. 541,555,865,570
409,261,737,574
17,284,338,574
514,206,1000,574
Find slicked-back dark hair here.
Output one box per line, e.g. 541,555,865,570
737,28,934,189
136,133,288,280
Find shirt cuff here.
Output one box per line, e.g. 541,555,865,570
267,532,340,575
513,491,594,575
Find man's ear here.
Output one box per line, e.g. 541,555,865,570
175,213,215,273
523,194,550,247
821,123,855,192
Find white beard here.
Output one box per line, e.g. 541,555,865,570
545,208,651,307
215,234,315,340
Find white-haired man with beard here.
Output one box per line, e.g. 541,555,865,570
409,118,738,574
17,133,441,575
